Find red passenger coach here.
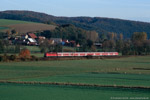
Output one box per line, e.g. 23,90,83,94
45,52,119,57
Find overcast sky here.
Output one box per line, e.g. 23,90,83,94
0,0,150,22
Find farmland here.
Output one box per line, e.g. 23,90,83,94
0,83,149,100
0,19,56,33
0,56,150,100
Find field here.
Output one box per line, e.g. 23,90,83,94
0,56,150,100
0,27,9,31
0,19,56,33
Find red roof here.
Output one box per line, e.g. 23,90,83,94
28,33,37,39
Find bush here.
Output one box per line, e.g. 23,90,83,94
0,56,3,61
31,55,39,61
2,54,9,62
9,55,17,61
19,49,30,59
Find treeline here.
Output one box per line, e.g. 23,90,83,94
37,24,98,42
0,40,20,53
0,49,39,62
102,32,150,55
1,10,150,39
37,24,99,53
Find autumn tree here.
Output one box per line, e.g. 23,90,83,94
19,49,30,59
107,32,119,40
131,32,148,55
119,33,123,40
6,30,12,36
102,40,116,51
132,32,147,42
86,31,99,42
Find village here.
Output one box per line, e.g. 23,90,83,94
6,32,81,47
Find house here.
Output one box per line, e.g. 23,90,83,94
26,38,37,45
50,38,62,44
27,33,37,39
38,36,46,40
76,43,80,47
62,39,69,45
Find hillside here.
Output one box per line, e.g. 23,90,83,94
1,10,150,38
0,19,56,33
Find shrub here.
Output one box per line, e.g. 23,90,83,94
19,49,30,59
31,55,39,61
0,56,3,61
9,55,17,61
2,54,9,62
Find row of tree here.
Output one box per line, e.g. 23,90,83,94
102,32,150,55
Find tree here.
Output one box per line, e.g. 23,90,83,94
86,31,99,42
87,39,93,48
6,30,12,36
132,32,147,42
119,33,123,40
39,39,52,53
122,40,132,55
0,40,4,53
11,29,18,35
143,40,150,54
19,49,30,59
108,32,115,40
131,32,148,55
116,40,124,52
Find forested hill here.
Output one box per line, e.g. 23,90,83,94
1,10,150,38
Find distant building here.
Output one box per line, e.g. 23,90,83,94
21,33,38,45
62,39,69,45
27,33,37,39
50,38,62,44
76,43,80,47
27,38,37,45
38,36,46,40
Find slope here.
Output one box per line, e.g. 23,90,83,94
1,10,150,38
0,19,56,33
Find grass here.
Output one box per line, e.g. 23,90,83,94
0,19,33,26
0,27,9,31
0,56,150,81
0,19,56,33
16,73,150,87
0,83,149,100
25,46,41,53
0,56,150,100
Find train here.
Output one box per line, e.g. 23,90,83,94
44,52,119,57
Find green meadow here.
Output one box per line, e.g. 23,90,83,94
0,19,33,26
0,56,150,100
0,83,149,100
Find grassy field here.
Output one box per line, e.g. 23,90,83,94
25,46,41,53
0,27,9,31
16,73,150,87
0,19,33,26
0,56,150,100
0,19,56,33
0,83,149,100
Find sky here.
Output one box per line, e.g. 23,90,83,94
0,0,150,22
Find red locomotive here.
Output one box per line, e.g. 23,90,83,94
44,52,119,57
